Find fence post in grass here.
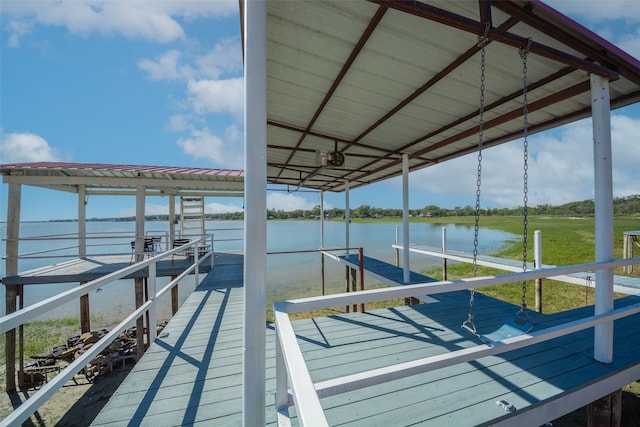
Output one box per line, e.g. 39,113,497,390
534,230,543,312
442,227,448,280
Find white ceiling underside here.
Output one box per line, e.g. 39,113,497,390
265,0,640,193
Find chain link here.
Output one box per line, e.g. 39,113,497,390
520,40,531,311
467,44,487,327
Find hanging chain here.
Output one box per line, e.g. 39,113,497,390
520,38,532,311
467,34,489,329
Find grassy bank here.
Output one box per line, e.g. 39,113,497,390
412,215,640,313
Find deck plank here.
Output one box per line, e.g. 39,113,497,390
91,252,640,426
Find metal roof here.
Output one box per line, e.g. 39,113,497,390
0,162,245,196
263,0,640,193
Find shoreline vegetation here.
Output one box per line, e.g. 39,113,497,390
17,194,640,223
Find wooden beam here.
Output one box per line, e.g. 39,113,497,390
588,390,622,427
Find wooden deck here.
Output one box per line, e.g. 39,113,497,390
90,253,640,426
339,254,438,285
1,254,212,285
90,252,282,426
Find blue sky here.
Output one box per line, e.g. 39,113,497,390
1,0,639,221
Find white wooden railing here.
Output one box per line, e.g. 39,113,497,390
274,256,640,426
0,235,215,427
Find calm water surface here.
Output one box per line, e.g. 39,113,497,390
0,220,515,321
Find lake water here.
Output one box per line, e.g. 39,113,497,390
0,220,515,322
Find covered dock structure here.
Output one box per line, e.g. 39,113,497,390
243,0,640,426
3,0,640,426
1,162,244,392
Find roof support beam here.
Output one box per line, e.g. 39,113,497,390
369,0,618,79
478,0,492,28
344,65,577,186
493,1,640,86
276,5,388,179
410,80,591,159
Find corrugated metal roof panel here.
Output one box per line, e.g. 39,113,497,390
264,0,640,192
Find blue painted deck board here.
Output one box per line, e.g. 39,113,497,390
92,252,640,426
339,253,438,285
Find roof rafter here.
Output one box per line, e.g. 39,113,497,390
369,0,619,79
276,5,389,179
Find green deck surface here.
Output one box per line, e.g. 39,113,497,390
91,253,640,426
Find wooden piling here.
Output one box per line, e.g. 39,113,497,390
171,275,179,315
80,281,91,333
587,390,621,427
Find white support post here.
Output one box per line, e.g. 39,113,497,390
402,154,410,284
243,0,267,425
345,180,350,257
5,183,21,391
169,195,176,247
6,183,21,277
135,186,146,262
591,74,614,363
320,191,325,249
78,185,87,258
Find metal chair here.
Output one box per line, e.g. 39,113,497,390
171,238,191,262
130,238,155,263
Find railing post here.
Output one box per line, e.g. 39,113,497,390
358,248,365,313
442,227,448,280
275,329,289,418
210,234,215,269
395,225,400,267
534,230,543,313
194,241,200,285
149,262,157,343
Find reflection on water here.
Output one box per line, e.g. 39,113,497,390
0,220,514,321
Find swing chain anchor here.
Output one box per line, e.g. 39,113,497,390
477,22,491,47
519,37,533,59
514,305,533,330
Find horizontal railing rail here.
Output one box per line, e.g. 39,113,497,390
2,227,241,263
0,235,215,427
274,256,640,427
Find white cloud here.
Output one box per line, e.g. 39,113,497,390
177,127,225,163
167,114,193,132
176,124,243,168
267,192,318,211
546,0,640,23
187,77,243,117
5,20,33,48
138,39,242,82
205,202,243,214
410,114,640,208
195,38,243,79
0,131,65,163
3,0,238,46
138,50,195,81
618,29,640,61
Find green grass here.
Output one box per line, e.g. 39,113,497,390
420,215,640,314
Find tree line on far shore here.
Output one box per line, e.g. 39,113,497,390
58,194,640,223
